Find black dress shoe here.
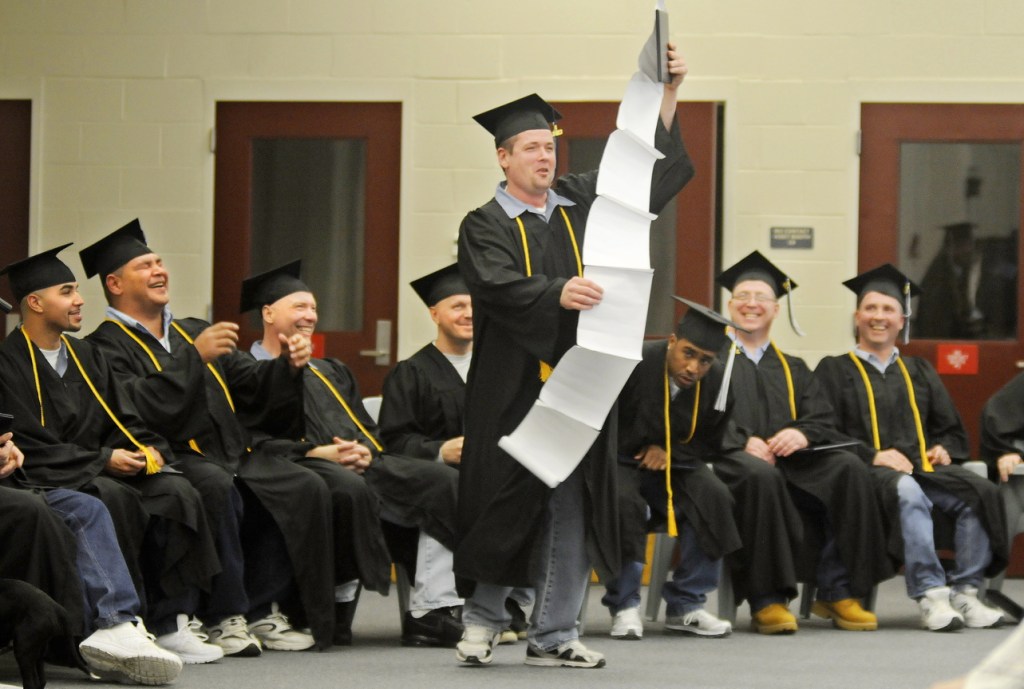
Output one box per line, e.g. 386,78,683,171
401,606,464,648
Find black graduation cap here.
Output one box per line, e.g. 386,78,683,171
716,250,804,336
410,264,468,307
78,218,151,280
239,260,310,313
0,244,76,303
473,93,563,148
672,296,749,412
842,263,922,344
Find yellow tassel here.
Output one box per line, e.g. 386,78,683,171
539,361,553,382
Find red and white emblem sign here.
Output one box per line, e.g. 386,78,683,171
935,343,978,375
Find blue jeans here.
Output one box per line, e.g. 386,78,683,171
815,530,853,602
603,522,720,616
44,489,140,633
462,468,589,651
897,475,992,599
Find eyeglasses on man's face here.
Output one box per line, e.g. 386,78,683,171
730,292,776,304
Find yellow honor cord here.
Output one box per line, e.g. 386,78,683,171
515,208,583,383
170,322,236,413
769,340,797,421
54,335,160,474
662,366,700,538
105,319,206,455
847,352,932,473
308,364,383,452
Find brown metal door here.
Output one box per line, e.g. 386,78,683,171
859,103,1024,457
213,102,401,394
0,100,31,333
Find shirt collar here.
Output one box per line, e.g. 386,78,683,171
853,345,900,374
728,331,770,365
494,182,575,223
250,340,271,361
105,305,173,352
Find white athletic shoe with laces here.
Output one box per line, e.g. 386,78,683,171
206,615,262,656
919,586,965,632
665,608,733,638
155,614,224,664
456,625,500,665
609,607,643,640
951,586,1006,629
524,639,606,668
80,619,183,685
247,603,315,651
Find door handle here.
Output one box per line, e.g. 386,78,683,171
1016,360,1024,369
359,319,391,366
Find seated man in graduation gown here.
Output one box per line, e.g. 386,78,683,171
375,264,532,648
454,44,693,669
241,262,393,646
815,264,1007,632
601,298,742,641
716,251,892,632
81,221,333,653
981,370,1024,484
0,245,222,668
0,413,188,684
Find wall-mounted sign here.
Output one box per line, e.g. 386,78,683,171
770,227,813,249
935,343,979,375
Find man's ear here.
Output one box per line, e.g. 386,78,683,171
104,272,122,297
23,293,44,314
262,304,274,326
428,305,440,326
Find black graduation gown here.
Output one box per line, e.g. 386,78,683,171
720,343,894,597
455,116,694,591
616,340,741,565
815,353,1008,576
0,482,84,635
369,344,462,549
256,354,392,595
980,371,1024,478
87,318,335,647
0,328,219,611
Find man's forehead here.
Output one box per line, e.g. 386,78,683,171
858,290,902,309
673,336,716,358
274,290,317,307
125,252,162,268
733,278,775,294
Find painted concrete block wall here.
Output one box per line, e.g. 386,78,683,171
2,0,1024,361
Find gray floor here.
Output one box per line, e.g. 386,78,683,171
7,578,1022,689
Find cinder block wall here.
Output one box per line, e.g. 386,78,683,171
2,0,1024,361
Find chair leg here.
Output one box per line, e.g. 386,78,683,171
578,576,592,636
799,583,816,619
864,585,877,613
717,567,736,624
395,563,412,624
644,533,675,621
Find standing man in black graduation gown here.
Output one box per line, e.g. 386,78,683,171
717,251,891,632
454,44,694,668
815,264,1007,632
242,262,393,646
602,300,742,641
81,221,334,652
0,245,221,669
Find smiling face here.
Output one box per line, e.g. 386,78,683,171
497,128,556,205
430,293,472,347
665,334,717,389
854,290,905,352
107,252,169,312
29,281,84,333
263,291,318,341
726,278,779,340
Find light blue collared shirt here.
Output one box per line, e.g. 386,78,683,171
250,340,271,361
494,182,575,223
728,331,770,365
105,305,174,352
853,345,899,375
37,340,68,377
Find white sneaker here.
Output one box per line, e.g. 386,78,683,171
524,639,606,668
207,615,262,657
155,614,224,664
247,603,315,651
665,608,733,638
80,620,183,685
455,625,500,665
609,607,643,640
919,586,965,632
951,586,1006,629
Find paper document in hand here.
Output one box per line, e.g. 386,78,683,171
616,73,665,151
498,401,600,488
539,346,639,429
578,265,654,360
638,0,670,84
582,196,655,270
596,130,662,214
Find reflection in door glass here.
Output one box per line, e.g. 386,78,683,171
567,138,678,336
251,138,366,332
899,142,1019,340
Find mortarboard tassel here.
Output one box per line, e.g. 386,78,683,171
902,280,912,345
784,279,806,337
714,343,737,412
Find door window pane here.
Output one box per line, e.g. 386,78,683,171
251,138,366,331
898,142,1019,339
